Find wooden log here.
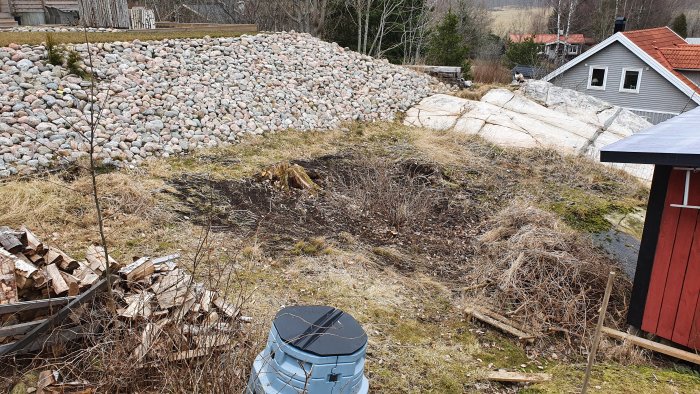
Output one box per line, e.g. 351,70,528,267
485,371,552,383
602,326,700,365
152,269,192,309
31,268,48,288
119,257,154,282
465,306,535,341
20,226,43,255
85,245,119,273
0,233,23,254
28,253,44,266
59,272,81,296
44,248,63,266
0,249,17,304
152,254,179,272
119,292,154,319
213,296,239,319
46,264,69,295
57,250,79,272
132,319,169,361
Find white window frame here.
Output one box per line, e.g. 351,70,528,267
619,67,643,93
587,66,608,90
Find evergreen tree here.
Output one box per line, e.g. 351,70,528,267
426,11,471,78
504,38,540,67
671,13,688,38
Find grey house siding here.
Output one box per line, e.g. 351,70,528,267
548,42,698,120
681,71,700,87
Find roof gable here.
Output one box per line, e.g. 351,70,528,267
544,27,700,104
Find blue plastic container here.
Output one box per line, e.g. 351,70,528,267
247,305,369,393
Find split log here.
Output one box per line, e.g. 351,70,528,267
213,296,239,319
152,269,193,309
0,249,17,304
0,232,23,254
57,250,79,272
72,262,100,287
44,249,63,266
152,254,179,272
119,292,154,319
132,319,169,361
485,370,552,383
119,257,154,282
85,245,119,273
46,264,69,295
59,272,81,296
28,253,44,266
20,226,43,254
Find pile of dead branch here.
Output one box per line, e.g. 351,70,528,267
466,203,631,350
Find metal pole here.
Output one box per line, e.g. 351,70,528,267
582,271,616,394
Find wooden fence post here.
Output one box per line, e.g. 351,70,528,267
582,271,616,393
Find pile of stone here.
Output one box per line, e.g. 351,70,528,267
0,32,449,176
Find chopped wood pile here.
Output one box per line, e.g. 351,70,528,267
0,227,246,361
0,226,106,304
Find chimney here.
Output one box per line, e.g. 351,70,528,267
614,17,627,34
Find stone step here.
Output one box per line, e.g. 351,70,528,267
0,17,17,28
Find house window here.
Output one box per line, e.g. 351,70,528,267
587,66,607,90
619,68,643,93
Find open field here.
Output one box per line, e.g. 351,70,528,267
2,121,699,392
489,6,552,36
0,25,257,46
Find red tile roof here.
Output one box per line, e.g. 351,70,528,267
622,27,700,94
660,46,700,70
509,33,587,45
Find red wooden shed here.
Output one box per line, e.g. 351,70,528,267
601,107,700,349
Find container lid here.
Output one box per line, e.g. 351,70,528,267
273,305,367,357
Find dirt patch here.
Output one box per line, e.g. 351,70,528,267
169,153,481,281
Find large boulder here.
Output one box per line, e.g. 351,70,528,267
404,81,654,182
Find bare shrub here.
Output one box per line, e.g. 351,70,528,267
466,202,631,352
339,159,435,230
470,59,512,84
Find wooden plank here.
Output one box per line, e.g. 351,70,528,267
0,277,108,356
0,248,17,304
465,306,535,341
602,326,700,365
0,296,75,316
643,169,685,333
673,200,700,345
484,371,552,383
0,319,45,338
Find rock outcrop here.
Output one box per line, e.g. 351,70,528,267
0,32,449,176
404,81,653,181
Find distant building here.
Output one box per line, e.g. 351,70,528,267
0,0,79,26
508,33,592,60
511,64,548,80
544,27,700,124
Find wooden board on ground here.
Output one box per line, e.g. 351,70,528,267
119,257,154,282
485,370,552,383
465,306,535,341
602,326,700,365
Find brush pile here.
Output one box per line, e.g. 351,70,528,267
1,227,245,364
466,203,631,348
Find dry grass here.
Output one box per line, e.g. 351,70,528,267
489,6,552,36
0,29,255,47
453,84,513,101
471,60,512,84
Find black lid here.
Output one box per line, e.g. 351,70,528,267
273,305,367,357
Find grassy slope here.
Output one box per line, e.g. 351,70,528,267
1,122,698,393
0,28,255,47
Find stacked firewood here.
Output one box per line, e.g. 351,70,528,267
0,226,247,363
0,226,111,303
